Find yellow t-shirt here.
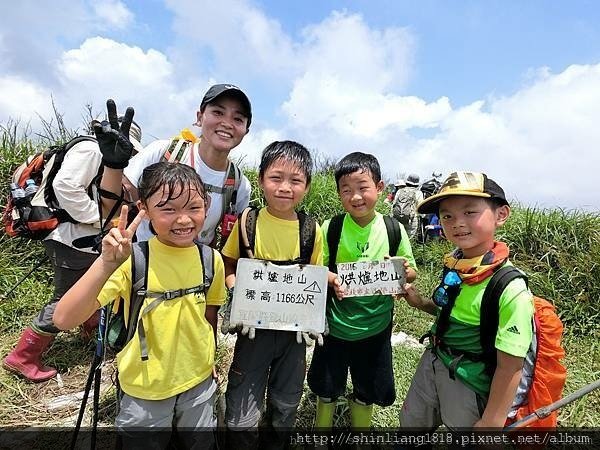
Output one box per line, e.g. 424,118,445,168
222,207,323,265
98,237,226,400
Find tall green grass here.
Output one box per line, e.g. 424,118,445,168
500,206,600,335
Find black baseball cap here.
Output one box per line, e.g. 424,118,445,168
417,171,509,214
200,84,252,128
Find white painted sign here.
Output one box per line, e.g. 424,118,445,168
231,258,328,333
336,257,406,297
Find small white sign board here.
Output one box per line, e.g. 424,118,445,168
336,258,406,297
231,258,328,333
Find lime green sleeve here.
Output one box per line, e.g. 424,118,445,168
495,277,534,357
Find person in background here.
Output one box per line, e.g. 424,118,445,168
2,104,143,382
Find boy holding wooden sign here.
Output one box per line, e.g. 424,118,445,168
307,152,417,430
220,141,323,448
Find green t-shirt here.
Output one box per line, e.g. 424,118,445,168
432,263,534,397
322,212,417,341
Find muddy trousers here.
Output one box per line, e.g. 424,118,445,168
225,330,306,450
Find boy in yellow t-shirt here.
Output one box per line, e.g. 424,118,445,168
54,162,225,449
221,140,323,449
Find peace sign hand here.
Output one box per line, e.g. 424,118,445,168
101,205,145,267
93,99,135,169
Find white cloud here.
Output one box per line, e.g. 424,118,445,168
92,0,135,30
0,76,53,122
405,64,600,210
164,0,297,79
0,1,598,211
58,37,172,89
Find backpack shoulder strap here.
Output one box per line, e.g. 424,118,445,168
296,211,316,265
45,136,98,209
226,162,241,210
326,214,345,273
239,206,258,259
383,215,402,256
196,242,215,291
480,265,527,373
125,241,150,344
162,136,192,163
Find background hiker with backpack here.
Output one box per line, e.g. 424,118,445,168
99,83,253,249
399,171,565,429
2,104,143,382
391,173,423,238
53,162,225,449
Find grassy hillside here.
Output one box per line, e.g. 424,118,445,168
0,128,598,429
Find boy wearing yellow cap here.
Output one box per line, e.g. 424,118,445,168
400,171,534,429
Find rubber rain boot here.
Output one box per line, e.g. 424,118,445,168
2,327,57,382
315,397,335,429
349,398,373,429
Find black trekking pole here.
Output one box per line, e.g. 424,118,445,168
70,307,107,450
1,255,49,300
505,378,600,429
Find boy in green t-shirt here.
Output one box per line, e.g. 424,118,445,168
307,152,417,429
401,171,534,429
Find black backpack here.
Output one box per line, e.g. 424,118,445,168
238,206,316,265
106,240,214,360
326,213,402,273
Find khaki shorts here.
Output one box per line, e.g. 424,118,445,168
400,349,486,429
116,375,217,449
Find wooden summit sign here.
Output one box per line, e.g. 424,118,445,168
336,257,407,297
230,258,328,333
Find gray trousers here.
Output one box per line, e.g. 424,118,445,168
400,349,486,429
32,240,97,334
116,375,217,450
225,330,306,448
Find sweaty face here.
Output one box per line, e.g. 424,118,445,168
197,97,248,154
337,170,383,227
438,196,509,258
259,159,309,220
142,185,207,248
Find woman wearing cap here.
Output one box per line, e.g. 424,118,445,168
99,83,253,248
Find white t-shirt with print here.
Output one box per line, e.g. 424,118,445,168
124,139,251,244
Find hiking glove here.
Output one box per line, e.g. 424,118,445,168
241,325,256,340
220,287,242,335
307,317,329,346
296,331,314,346
93,99,135,169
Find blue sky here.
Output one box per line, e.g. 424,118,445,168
1,0,600,210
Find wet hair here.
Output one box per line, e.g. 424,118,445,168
138,162,207,207
334,152,381,188
258,140,313,185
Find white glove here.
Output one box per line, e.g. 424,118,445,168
296,331,314,346
241,325,256,340
299,317,329,346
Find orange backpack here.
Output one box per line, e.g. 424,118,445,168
480,266,567,428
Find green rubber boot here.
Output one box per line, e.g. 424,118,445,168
314,397,335,429
349,398,373,429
